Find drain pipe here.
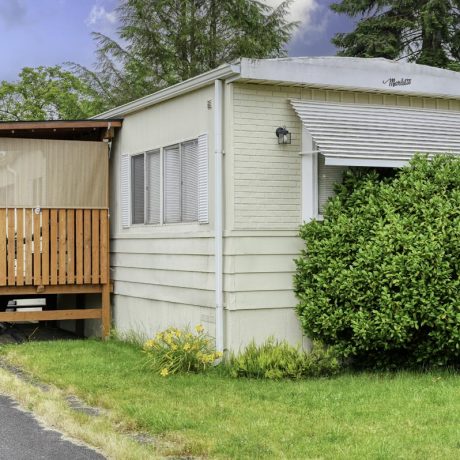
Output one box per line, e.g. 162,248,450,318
214,79,224,354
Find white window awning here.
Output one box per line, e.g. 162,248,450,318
291,99,460,167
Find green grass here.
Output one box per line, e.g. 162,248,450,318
3,339,460,459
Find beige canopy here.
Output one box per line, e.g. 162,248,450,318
0,138,108,208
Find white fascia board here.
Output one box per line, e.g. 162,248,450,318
92,63,241,119
238,57,460,99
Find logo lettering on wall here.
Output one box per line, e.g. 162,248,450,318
383,78,412,87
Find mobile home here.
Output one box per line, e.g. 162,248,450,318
96,57,460,351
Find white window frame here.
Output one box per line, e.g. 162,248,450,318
128,136,202,226
301,125,319,221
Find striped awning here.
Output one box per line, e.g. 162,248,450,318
290,99,460,167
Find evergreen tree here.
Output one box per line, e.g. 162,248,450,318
331,0,460,69
75,0,297,109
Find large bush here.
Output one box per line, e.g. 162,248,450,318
295,155,460,368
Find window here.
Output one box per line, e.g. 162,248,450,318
146,150,161,224
317,153,347,215
316,154,398,216
121,135,208,227
131,154,145,224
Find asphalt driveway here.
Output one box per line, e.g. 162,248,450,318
0,395,104,460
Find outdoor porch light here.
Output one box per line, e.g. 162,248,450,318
276,127,291,144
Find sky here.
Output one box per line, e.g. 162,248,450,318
0,0,356,81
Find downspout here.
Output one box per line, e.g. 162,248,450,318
214,79,224,353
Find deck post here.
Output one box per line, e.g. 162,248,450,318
101,283,111,339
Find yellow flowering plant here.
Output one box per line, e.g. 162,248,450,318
143,325,223,377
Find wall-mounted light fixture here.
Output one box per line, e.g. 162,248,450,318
275,127,291,144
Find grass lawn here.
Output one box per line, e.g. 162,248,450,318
2,339,460,459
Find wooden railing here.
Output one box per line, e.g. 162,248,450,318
0,208,109,287
0,208,111,337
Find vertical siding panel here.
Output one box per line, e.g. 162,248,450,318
7,209,15,286
437,100,449,110
84,209,91,284
396,96,411,106
91,209,100,284
67,209,75,284
355,93,370,104
76,210,83,284
410,97,423,108
370,94,384,105
50,209,58,285
41,209,49,285
384,94,397,106
25,209,33,285
341,92,355,104
16,209,24,286
59,210,67,284
326,91,341,102
33,210,41,285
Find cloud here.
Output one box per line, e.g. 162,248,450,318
0,0,27,27
86,4,117,27
264,0,319,29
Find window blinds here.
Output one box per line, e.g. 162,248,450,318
164,145,181,223
122,133,208,227
318,153,347,214
131,154,145,224
146,150,161,224
181,140,199,222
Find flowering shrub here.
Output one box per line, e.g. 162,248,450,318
143,325,222,376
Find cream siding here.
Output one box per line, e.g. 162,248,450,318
226,82,460,349
109,85,217,338
233,84,302,230
109,76,460,351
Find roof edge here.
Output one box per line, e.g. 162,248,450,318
238,57,460,99
93,63,241,119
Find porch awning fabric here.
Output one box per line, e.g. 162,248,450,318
0,138,108,208
290,99,460,167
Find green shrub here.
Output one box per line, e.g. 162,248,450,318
294,154,460,368
227,338,340,379
143,325,222,376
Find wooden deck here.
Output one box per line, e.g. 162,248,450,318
0,208,111,336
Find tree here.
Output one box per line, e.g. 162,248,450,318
0,66,104,121
76,0,297,108
330,0,460,69
295,155,460,368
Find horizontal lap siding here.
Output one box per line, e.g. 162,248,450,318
112,295,216,338
232,83,460,232
111,236,215,308
108,86,216,335
223,234,302,311
233,84,302,230
230,83,460,316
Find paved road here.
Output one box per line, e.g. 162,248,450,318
0,395,105,460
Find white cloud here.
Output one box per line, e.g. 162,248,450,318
85,4,116,27
263,0,319,29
